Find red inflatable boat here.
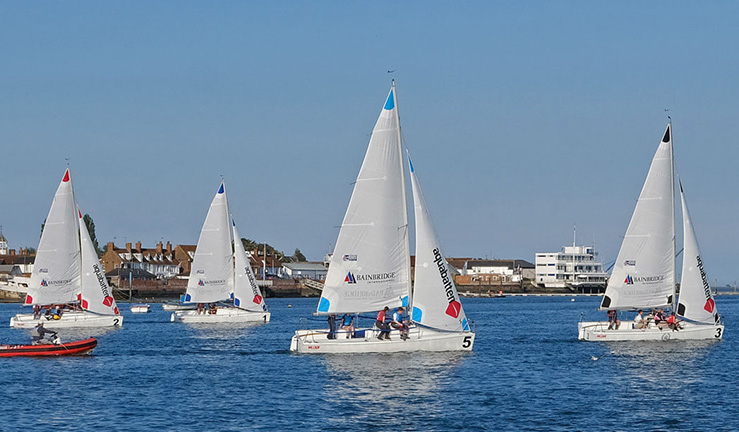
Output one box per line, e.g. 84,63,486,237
0,337,97,357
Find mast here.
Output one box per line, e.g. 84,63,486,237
669,117,677,312
393,80,413,310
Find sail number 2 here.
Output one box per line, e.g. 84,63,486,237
462,336,472,348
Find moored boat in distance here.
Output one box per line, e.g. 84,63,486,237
10,169,123,329
130,304,151,313
0,337,97,357
578,123,723,341
290,81,474,353
170,182,270,324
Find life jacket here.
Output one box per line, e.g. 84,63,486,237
377,310,385,321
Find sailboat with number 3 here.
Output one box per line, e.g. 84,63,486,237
578,123,724,341
290,82,475,353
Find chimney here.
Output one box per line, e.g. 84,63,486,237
166,241,172,254
107,242,114,253
156,241,163,254
10,249,15,256
126,242,132,252
136,241,142,251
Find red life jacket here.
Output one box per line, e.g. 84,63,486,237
377,310,385,321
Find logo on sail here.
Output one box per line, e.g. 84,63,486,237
41,279,48,287
433,248,461,318
704,298,715,313
345,272,357,284
198,279,205,286
342,254,357,261
253,294,263,304
696,255,713,305
198,279,226,286
624,260,636,266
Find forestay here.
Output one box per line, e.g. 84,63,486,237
409,158,469,331
317,84,411,314
26,169,81,306
78,207,120,316
677,183,719,323
232,220,267,312
601,124,676,310
185,182,234,303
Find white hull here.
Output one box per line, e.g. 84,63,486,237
161,303,196,311
130,304,151,313
578,320,724,341
290,326,475,353
170,307,270,323
10,311,123,329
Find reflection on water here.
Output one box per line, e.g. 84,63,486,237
319,352,468,429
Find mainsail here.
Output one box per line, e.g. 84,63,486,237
78,207,120,316
26,169,81,305
232,220,267,312
601,124,676,310
184,182,234,303
317,83,411,314
677,182,719,323
409,158,469,331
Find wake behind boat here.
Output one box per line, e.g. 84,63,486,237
578,123,723,341
170,182,270,324
10,169,122,329
290,81,474,353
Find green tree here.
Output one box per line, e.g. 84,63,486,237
292,248,307,262
83,214,102,257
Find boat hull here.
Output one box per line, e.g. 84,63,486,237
290,326,475,353
10,312,123,329
578,320,724,341
170,307,270,323
0,337,97,357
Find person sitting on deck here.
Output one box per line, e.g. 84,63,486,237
607,310,621,330
634,310,646,329
654,309,668,329
667,312,681,331
391,307,410,340
197,303,205,315
376,307,391,340
32,305,42,320
208,303,217,315
340,314,355,339
32,322,57,345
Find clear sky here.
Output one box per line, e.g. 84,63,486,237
1,2,738,285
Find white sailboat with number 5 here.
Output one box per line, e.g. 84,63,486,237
578,123,723,341
10,169,123,328
290,82,474,353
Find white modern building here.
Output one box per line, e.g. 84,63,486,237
536,245,608,291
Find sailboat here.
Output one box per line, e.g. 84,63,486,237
170,182,270,323
578,123,723,341
10,169,122,328
290,82,475,353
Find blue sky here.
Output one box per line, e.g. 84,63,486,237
1,2,738,285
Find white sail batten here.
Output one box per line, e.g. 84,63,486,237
26,169,81,305
232,221,267,312
317,84,411,314
184,182,234,303
677,183,719,323
410,158,469,331
601,124,676,310
78,207,120,316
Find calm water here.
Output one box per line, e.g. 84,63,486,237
1,296,737,431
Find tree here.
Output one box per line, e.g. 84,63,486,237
83,214,102,257
292,248,307,262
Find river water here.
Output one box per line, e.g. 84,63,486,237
1,295,737,431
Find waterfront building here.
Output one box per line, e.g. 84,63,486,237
281,262,328,280
535,245,608,292
102,241,183,279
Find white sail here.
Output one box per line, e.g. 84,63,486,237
317,83,411,314
601,124,676,310
26,169,81,305
184,182,234,303
78,207,120,316
677,182,719,323
409,158,469,331
232,220,267,312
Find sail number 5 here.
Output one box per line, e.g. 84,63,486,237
462,336,472,348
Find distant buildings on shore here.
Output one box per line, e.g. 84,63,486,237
535,245,608,292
